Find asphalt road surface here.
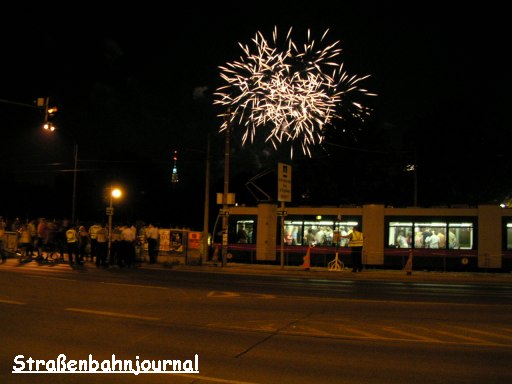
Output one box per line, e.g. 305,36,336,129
1,259,511,383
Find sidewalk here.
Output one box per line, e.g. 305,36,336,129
166,261,512,285
3,256,512,285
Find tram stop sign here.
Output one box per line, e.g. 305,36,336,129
278,162,292,202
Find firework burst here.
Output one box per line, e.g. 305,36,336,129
214,27,376,157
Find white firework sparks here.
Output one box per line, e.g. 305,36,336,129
214,26,376,157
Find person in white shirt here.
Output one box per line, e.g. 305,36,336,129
426,231,440,249
120,225,136,267
147,223,160,264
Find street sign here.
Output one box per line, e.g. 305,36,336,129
216,193,236,205
106,207,114,215
277,162,292,202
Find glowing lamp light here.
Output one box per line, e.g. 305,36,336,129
111,188,122,199
43,122,55,131
47,106,58,115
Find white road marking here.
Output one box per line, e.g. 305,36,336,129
0,299,26,305
66,308,160,321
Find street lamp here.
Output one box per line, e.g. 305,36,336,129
107,187,122,263
40,97,79,223
0,96,77,221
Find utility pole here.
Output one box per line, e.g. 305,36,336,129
221,120,231,267
72,143,78,224
107,192,114,263
413,151,418,207
107,187,122,263
202,133,211,264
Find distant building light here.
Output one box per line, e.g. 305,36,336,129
171,149,179,183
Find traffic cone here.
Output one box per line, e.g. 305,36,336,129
302,246,311,271
404,249,413,275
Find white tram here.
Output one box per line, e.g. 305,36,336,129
224,204,512,271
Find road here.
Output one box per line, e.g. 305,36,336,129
1,259,511,383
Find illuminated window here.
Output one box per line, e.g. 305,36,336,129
282,218,361,246
303,221,334,246
284,221,304,245
448,223,474,249
235,220,254,244
389,222,413,248
414,222,447,249
334,221,359,247
387,220,474,250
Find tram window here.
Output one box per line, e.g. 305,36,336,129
335,221,359,247
388,222,413,248
387,220,474,250
235,220,254,244
284,221,304,245
448,223,473,249
414,222,447,249
303,221,334,246
507,224,512,250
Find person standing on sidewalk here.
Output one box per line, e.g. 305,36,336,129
36,218,49,260
88,222,101,263
66,225,81,265
341,225,364,272
95,224,108,267
146,223,160,264
18,224,32,260
27,219,37,257
78,226,90,262
120,224,136,267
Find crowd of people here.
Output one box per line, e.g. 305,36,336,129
0,216,160,267
393,228,459,249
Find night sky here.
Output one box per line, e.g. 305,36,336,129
1,2,510,229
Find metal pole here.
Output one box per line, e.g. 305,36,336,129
72,143,78,224
221,121,231,267
107,191,113,263
203,134,211,264
413,151,418,207
280,201,285,269
413,165,418,207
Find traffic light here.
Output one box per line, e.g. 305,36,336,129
38,97,58,131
